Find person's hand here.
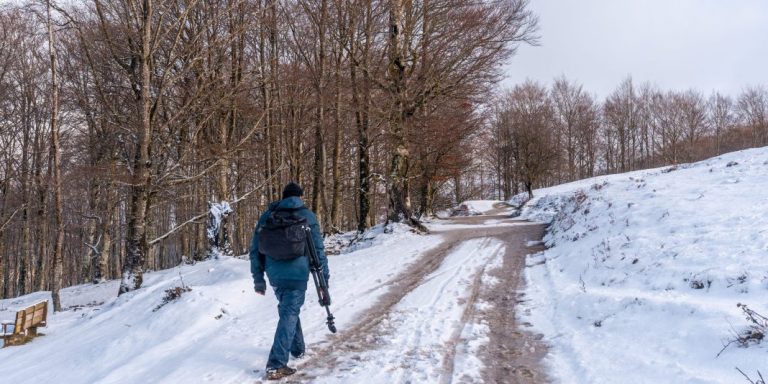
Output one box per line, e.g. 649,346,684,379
254,281,266,296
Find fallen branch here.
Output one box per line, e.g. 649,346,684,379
718,303,767,357
148,165,285,246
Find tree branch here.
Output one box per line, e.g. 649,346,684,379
148,164,286,246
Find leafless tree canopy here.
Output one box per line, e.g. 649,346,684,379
0,0,538,300
488,76,766,201
1,1,763,302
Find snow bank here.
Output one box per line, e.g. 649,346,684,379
518,148,768,383
324,222,416,255
446,200,504,216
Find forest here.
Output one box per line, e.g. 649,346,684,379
0,0,765,307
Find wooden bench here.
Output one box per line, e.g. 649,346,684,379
1,300,48,347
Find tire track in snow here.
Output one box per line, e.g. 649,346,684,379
439,248,493,384
288,233,484,382
478,221,550,384
285,214,547,383
387,237,503,384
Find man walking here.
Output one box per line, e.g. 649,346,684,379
250,182,329,380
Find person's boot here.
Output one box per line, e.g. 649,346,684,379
266,366,297,380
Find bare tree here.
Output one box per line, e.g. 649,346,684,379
678,90,708,162
550,77,599,182
384,0,538,228
707,92,737,155
603,77,640,173
494,81,558,198
43,0,66,311
737,86,768,147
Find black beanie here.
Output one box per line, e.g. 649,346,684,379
282,182,303,199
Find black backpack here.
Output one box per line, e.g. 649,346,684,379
258,207,308,260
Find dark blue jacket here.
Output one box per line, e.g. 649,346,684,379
250,196,329,291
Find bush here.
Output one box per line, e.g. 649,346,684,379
153,284,192,312
718,303,767,357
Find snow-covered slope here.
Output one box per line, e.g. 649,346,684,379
3,147,766,384
0,224,441,383
518,147,768,384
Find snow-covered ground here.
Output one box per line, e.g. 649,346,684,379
458,200,501,215
439,200,505,217
4,147,767,384
517,147,768,383
308,237,507,383
0,224,443,383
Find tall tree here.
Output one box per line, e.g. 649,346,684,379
737,86,768,147
603,77,640,173
46,0,65,311
550,77,599,182
707,92,736,155
494,81,558,198
384,0,538,227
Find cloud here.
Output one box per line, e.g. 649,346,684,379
502,0,768,98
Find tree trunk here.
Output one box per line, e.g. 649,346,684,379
95,194,116,283
19,109,31,295
350,5,372,233
48,0,65,311
259,0,274,201
83,182,100,283
311,106,327,227
418,180,435,218
351,73,371,231
453,173,462,204
386,0,415,226
94,155,118,283
119,0,153,295
195,181,207,261
0,159,11,298
214,114,231,257
329,51,343,231
269,0,283,200
311,0,329,229
35,157,50,292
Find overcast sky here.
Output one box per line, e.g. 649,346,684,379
502,0,768,99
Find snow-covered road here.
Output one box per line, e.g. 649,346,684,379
303,237,506,383
0,208,547,384
294,213,548,384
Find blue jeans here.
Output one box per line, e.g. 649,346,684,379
266,287,306,370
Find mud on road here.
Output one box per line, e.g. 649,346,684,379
285,210,550,383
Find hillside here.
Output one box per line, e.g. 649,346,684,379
517,147,768,383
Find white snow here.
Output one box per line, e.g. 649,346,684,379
441,199,512,217
206,200,233,241
0,226,442,383
0,217,514,383
517,147,768,384
3,147,766,383
460,200,501,215
308,237,507,383
206,201,234,258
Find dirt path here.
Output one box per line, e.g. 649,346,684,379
437,211,549,383
285,208,549,383
478,221,549,383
